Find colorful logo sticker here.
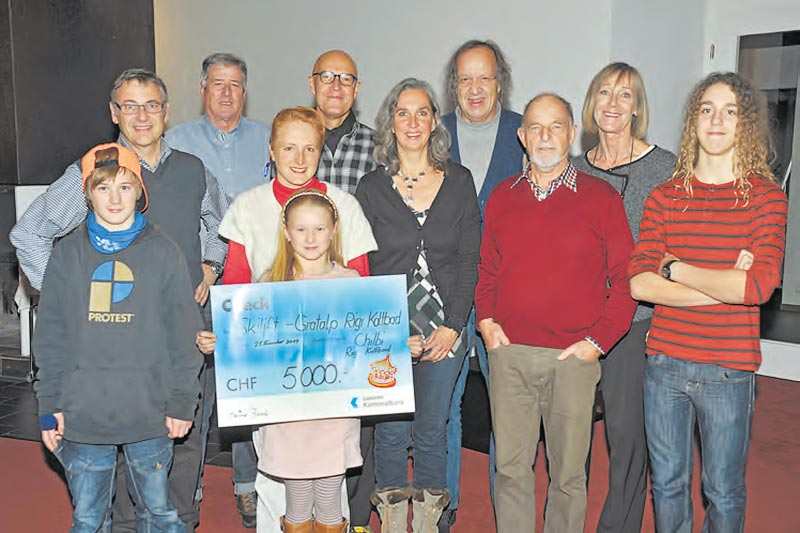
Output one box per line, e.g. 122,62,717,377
368,354,398,388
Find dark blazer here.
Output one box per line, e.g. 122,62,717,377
355,161,481,332
442,108,525,214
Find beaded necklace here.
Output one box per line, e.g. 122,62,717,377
397,167,429,203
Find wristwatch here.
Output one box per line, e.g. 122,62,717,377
202,259,224,277
661,259,680,281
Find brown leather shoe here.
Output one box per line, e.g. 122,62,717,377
280,515,313,532
313,519,349,532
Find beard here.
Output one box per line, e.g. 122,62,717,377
531,146,567,172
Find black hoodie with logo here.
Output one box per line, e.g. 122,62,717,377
34,223,204,445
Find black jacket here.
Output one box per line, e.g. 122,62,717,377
355,161,481,332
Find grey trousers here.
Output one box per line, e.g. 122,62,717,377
596,319,649,533
490,344,600,533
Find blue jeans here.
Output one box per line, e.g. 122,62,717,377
375,350,466,490
232,438,258,495
55,436,185,533
446,311,495,509
644,354,754,533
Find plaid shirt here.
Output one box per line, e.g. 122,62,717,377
316,116,377,194
511,160,578,201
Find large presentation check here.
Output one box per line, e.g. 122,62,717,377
209,274,415,427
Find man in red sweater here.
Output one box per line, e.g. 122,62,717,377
629,73,787,532
475,93,635,532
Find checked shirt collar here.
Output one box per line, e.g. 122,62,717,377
511,160,578,201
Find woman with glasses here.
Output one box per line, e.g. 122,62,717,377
355,78,481,533
571,63,676,533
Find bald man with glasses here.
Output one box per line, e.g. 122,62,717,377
308,49,377,196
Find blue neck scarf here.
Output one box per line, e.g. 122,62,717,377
86,211,147,254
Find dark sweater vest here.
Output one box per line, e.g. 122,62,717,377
141,150,206,287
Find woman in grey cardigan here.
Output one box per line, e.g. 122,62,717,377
572,62,677,533
355,78,481,533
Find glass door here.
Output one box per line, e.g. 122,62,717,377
738,30,800,312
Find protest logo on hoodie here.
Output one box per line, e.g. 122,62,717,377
88,261,135,323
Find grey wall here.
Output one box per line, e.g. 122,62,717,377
703,0,800,73
154,1,717,154
609,0,706,151
156,0,620,145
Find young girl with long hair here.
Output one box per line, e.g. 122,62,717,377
255,189,362,533
199,189,375,532
200,188,367,532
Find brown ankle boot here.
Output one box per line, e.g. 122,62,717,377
280,515,313,533
313,519,349,532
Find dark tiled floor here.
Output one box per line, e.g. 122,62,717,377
0,375,237,468
0,313,23,358
0,377,40,440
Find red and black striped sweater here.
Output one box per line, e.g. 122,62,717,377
629,175,788,370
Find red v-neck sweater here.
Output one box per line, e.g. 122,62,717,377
475,170,636,352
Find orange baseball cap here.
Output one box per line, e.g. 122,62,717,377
81,142,148,211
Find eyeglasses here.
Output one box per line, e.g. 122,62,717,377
457,75,497,87
312,71,358,86
113,101,165,115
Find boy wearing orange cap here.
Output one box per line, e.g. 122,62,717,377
34,143,204,532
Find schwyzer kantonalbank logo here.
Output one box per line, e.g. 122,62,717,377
88,261,135,323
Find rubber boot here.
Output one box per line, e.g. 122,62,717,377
280,515,313,533
411,489,450,533
370,487,410,533
313,519,349,532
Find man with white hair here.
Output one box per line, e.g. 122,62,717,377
167,52,270,529
476,93,635,532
